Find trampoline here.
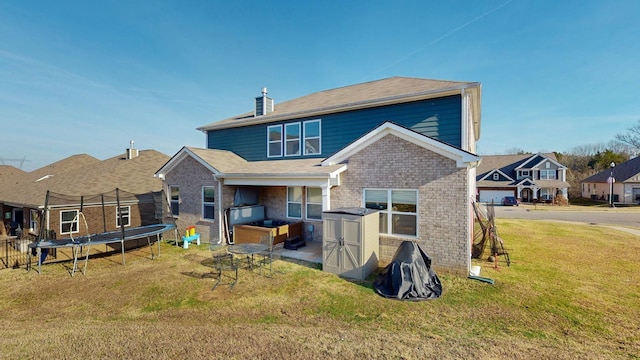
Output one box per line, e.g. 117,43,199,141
28,223,176,275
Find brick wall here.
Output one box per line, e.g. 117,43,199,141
260,186,322,242
163,156,221,243
330,134,471,275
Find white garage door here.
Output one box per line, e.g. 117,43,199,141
479,190,514,204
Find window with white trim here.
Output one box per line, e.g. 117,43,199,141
284,123,301,156
30,209,38,234
267,125,282,157
364,189,418,237
60,210,79,235
493,173,499,180
202,186,215,220
306,187,322,220
117,206,130,227
169,185,179,216
287,186,302,219
540,170,556,180
303,120,321,155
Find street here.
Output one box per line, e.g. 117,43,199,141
493,205,640,228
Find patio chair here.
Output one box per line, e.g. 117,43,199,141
211,246,238,290
257,234,282,276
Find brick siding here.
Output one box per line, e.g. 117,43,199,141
330,134,471,275
163,156,220,243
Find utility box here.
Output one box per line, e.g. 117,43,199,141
322,207,379,280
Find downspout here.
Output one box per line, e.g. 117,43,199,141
461,89,469,152
467,158,481,276
215,174,223,245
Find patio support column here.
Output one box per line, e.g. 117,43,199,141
321,183,331,211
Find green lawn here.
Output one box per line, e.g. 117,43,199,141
0,219,638,359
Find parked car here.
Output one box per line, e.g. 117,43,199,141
502,196,518,206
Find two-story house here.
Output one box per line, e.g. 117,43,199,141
155,77,482,275
476,153,570,204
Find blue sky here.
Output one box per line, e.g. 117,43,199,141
1,0,639,171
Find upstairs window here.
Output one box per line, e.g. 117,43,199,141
169,185,179,216
268,120,322,158
202,186,215,220
267,125,283,158
304,120,321,155
493,173,500,180
540,170,556,180
285,123,301,156
117,206,130,227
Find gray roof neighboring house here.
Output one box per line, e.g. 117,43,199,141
197,76,482,139
0,150,169,208
477,153,570,189
476,153,560,179
582,156,640,183
0,165,27,190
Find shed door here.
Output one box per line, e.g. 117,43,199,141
322,216,341,274
341,217,362,278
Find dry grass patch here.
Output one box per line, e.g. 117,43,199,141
0,220,638,359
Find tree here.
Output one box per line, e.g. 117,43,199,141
615,120,640,152
587,150,628,171
503,147,530,155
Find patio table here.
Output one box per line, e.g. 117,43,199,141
228,243,268,269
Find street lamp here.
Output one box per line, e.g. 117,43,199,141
608,162,615,207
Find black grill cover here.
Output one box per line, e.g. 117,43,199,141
373,241,443,301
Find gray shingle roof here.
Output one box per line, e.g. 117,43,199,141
582,156,640,183
184,147,345,177
198,76,479,131
477,153,559,179
0,150,169,208
477,153,570,188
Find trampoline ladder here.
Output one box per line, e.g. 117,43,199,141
72,244,90,277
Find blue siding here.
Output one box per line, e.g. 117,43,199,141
207,95,462,161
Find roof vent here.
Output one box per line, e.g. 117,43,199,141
255,87,274,116
126,140,138,159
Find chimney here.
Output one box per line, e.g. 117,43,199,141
255,87,274,116
126,140,138,159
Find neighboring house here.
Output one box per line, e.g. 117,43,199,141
476,153,570,203
156,77,482,275
0,144,169,257
581,156,640,204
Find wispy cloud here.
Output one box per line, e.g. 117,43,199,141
361,0,514,81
